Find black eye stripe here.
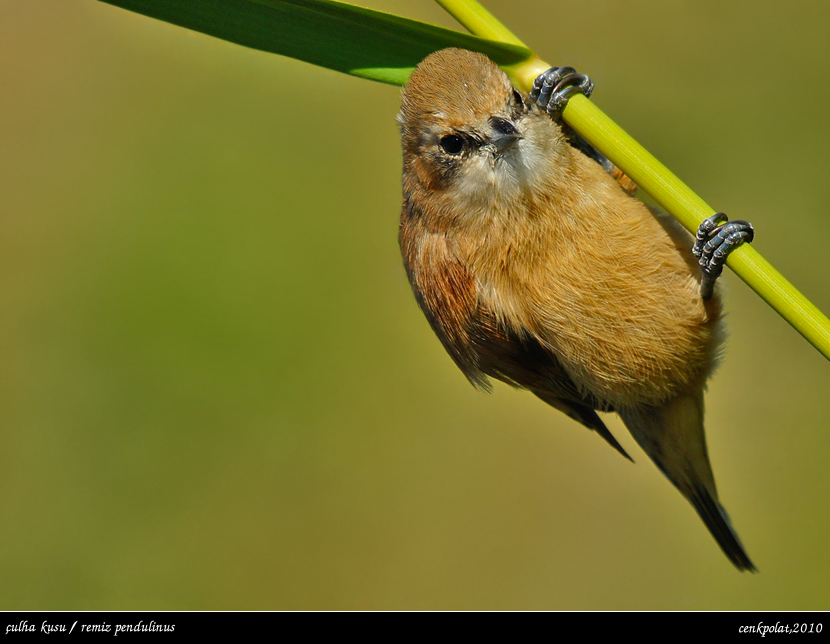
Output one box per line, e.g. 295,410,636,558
440,134,464,155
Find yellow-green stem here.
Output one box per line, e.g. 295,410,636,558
436,0,830,361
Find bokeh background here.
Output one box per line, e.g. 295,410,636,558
2,0,829,610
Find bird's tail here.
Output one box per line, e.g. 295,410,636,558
618,393,756,572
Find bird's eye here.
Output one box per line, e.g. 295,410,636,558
512,89,523,107
439,134,464,155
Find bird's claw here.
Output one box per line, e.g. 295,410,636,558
693,212,755,301
529,67,594,120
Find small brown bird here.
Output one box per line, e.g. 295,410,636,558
398,48,756,571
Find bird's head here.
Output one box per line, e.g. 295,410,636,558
398,48,568,216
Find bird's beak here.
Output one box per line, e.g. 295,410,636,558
489,116,522,151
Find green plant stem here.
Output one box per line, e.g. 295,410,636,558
434,0,548,86
437,0,830,362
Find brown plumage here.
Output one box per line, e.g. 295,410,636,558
398,48,754,571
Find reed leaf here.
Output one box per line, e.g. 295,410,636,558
99,0,531,86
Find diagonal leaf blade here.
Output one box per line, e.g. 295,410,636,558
99,0,532,86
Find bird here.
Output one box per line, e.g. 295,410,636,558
397,47,756,571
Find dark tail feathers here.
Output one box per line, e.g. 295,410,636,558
689,483,756,572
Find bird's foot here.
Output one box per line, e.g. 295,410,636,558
529,67,594,120
692,213,754,301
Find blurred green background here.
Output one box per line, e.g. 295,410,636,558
2,0,829,610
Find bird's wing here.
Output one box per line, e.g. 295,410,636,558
400,213,492,390
532,390,632,462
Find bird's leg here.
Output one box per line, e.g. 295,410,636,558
529,67,594,120
529,68,638,195
692,213,755,301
